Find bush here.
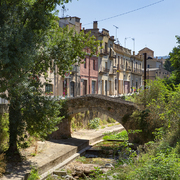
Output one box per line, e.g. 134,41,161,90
107,117,116,123
28,167,40,180
88,118,100,129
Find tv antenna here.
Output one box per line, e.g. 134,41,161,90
113,25,119,44
62,5,68,18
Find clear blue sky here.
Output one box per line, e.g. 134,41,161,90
56,0,180,57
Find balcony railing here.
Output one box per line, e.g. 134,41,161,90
71,65,80,74
126,66,131,72
109,68,117,75
117,64,124,71
132,68,142,75
99,49,109,56
109,49,116,59
99,66,109,74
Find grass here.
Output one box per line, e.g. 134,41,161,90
103,130,128,141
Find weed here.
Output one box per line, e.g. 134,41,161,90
30,153,36,157
107,117,116,123
88,118,100,129
28,167,40,180
103,130,128,140
76,156,86,163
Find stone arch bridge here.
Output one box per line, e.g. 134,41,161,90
51,95,148,144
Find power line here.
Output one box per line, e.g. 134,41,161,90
83,0,164,26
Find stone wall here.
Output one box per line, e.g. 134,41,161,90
51,95,141,142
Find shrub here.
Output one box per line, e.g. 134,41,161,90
28,167,40,180
107,117,116,123
88,118,100,129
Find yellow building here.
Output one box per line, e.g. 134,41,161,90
113,44,143,94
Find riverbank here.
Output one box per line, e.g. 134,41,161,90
1,123,124,180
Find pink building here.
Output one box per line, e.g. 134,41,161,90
80,50,98,95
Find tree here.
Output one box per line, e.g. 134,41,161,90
164,58,174,73
168,35,180,85
0,0,100,156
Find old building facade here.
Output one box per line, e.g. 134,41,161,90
138,47,170,81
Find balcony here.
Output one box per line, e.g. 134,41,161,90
126,66,131,72
99,67,109,74
109,49,116,59
117,64,124,72
99,49,109,57
131,68,142,75
71,65,80,74
109,68,117,76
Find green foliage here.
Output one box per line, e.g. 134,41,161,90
103,130,128,140
28,167,40,180
0,0,100,154
164,57,174,73
0,154,6,178
90,166,103,177
106,117,116,123
71,112,85,131
76,156,86,163
126,153,180,180
0,113,9,152
125,94,136,102
88,118,100,129
168,35,180,85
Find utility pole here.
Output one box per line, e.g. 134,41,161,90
144,53,147,108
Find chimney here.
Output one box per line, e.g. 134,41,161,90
93,21,98,29
80,23,82,30
133,51,135,56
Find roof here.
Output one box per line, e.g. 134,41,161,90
139,47,154,53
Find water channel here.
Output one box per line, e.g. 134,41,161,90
47,131,136,180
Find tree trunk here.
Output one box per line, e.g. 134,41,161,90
6,100,21,156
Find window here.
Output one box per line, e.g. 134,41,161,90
115,79,117,90
105,42,108,52
45,84,53,92
92,81,96,94
84,58,86,68
105,62,107,69
93,60,95,70
75,18,80,22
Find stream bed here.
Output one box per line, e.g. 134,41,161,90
47,140,132,180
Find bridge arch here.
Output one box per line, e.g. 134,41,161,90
66,95,138,128
51,95,148,144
